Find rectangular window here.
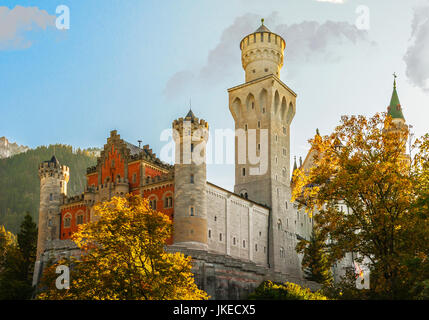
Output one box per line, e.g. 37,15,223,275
190,174,194,184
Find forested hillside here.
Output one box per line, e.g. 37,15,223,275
0,145,97,234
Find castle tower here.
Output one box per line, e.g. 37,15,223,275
172,110,209,250
36,156,69,260
228,20,299,274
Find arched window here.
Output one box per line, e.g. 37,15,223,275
164,193,173,208
189,206,195,216
63,213,71,228
149,198,157,210
242,168,246,176
190,174,194,184
77,213,84,225
208,229,211,238
243,240,246,248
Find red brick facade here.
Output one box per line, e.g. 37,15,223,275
60,131,175,241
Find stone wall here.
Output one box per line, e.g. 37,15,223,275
168,246,320,300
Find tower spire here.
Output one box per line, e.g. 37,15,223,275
388,73,405,120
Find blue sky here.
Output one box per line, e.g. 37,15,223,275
1,0,429,191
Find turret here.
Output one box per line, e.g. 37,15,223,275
172,110,209,250
36,156,69,260
240,19,286,82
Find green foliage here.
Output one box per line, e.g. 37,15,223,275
0,144,97,234
296,229,333,286
0,214,38,299
248,280,329,300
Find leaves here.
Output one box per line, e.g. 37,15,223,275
292,113,429,299
37,194,208,300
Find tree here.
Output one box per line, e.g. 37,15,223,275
296,228,333,286
0,225,15,271
17,213,38,283
292,113,429,299
0,214,37,300
37,194,208,300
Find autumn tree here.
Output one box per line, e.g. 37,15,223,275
0,214,37,300
0,225,15,272
37,194,208,300
292,113,429,299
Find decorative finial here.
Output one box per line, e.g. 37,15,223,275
261,18,264,25
316,128,320,136
393,72,397,89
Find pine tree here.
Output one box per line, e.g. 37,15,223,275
296,229,333,286
17,213,37,285
0,214,37,299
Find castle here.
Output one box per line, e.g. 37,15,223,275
32,20,406,298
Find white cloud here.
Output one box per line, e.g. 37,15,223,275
163,12,373,99
0,5,56,50
404,6,429,92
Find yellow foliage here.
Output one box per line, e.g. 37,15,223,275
37,195,208,300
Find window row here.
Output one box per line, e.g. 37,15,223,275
148,195,173,210
63,212,85,229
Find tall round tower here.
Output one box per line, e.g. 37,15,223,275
36,156,69,260
172,110,209,250
240,18,286,83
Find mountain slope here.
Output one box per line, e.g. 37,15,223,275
0,144,97,233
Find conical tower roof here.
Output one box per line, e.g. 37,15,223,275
185,109,196,119
255,19,271,33
387,76,405,120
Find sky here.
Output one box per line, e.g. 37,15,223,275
1,0,429,191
